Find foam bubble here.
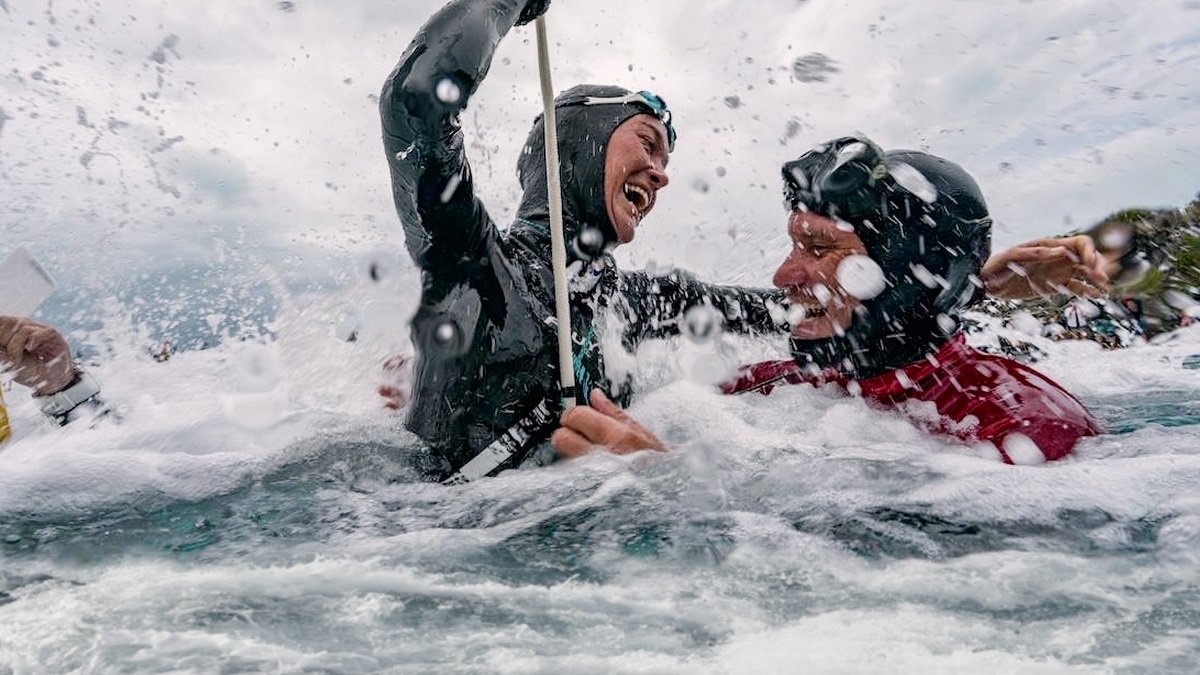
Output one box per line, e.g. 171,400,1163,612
1002,433,1046,465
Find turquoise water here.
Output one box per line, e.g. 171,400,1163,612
1091,390,1200,435
4,320,1200,673
3,399,1200,672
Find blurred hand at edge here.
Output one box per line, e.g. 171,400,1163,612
981,235,1111,301
0,316,76,396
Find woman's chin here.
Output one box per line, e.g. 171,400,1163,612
614,219,638,244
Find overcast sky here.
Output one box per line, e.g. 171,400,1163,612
3,0,1199,298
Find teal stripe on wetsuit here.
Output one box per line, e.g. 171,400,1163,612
573,323,595,400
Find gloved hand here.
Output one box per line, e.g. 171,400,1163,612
516,0,551,25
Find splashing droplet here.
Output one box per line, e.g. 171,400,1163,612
812,284,832,306
1003,433,1046,465
572,226,606,259
683,304,723,343
435,77,462,105
434,321,458,345
888,161,938,203
786,305,809,325
837,255,886,300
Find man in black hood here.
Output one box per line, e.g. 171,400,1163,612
559,136,1100,464
776,136,993,378
381,0,783,480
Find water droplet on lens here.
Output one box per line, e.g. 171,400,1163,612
786,305,808,325
363,249,402,284
1099,226,1130,251
572,226,606,259
235,344,283,393
837,255,886,300
434,321,458,344
435,77,462,105
683,305,722,343
812,284,833,306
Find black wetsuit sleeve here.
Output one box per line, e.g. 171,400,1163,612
379,0,532,273
618,269,789,345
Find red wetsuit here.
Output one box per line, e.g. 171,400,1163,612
722,333,1101,463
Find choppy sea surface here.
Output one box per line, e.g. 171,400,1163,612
3,301,1200,675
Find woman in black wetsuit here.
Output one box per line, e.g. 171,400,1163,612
381,0,784,480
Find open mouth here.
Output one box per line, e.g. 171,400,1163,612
788,301,828,322
624,183,653,218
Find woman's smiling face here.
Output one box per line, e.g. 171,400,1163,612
603,115,671,244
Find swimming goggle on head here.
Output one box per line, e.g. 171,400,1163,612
575,90,677,151
781,136,904,225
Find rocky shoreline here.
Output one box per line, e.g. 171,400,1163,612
976,192,1200,354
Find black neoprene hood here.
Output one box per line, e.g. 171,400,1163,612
515,84,673,253
782,136,993,378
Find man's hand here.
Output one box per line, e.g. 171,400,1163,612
552,389,665,458
981,235,1111,301
0,316,76,396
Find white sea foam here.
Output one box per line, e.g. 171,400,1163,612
5,295,1200,671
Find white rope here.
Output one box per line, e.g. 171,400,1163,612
534,15,577,412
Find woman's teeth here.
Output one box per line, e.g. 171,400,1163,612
624,183,650,214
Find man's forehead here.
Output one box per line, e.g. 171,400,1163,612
790,212,844,235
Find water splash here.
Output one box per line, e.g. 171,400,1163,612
435,77,462,105
837,255,886,300
682,304,723,343
572,227,606,260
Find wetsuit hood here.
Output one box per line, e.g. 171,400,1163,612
782,136,992,379
514,84,673,258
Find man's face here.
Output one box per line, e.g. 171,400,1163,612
603,115,671,245
773,211,870,340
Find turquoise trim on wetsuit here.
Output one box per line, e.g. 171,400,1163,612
515,218,548,234
573,323,596,400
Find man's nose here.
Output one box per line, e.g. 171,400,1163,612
773,252,808,288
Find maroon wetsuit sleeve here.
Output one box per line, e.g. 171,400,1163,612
956,351,1102,462
857,336,1101,463
721,359,827,395
727,334,1101,463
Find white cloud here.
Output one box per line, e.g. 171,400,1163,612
2,0,1198,295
